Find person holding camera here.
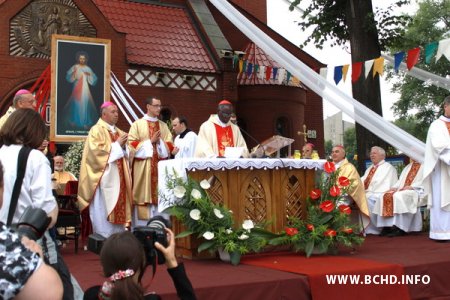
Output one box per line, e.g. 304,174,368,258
0,161,63,300
83,227,196,300
0,109,75,299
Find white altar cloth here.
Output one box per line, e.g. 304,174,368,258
158,158,325,212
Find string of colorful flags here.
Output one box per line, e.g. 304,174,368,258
232,38,449,86
322,38,450,85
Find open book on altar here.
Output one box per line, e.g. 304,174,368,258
250,135,295,158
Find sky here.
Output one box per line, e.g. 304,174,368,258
266,0,419,121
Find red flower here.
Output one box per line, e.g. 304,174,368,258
309,189,321,200
306,224,315,231
338,176,350,187
341,227,353,234
324,161,336,173
329,185,341,197
319,200,335,213
324,229,337,237
339,204,351,215
285,227,298,236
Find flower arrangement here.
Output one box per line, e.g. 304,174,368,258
269,161,365,257
64,141,85,178
162,171,271,265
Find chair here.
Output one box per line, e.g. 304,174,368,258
56,194,81,253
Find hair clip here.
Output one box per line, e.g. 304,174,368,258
109,269,135,282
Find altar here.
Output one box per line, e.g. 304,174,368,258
158,158,325,258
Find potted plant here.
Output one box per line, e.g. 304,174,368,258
269,161,365,257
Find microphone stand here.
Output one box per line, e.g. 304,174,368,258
234,124,268,158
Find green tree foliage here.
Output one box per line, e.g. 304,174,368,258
343,127,356,161
387,0,450,128
324,140,333,157
289,0,411,50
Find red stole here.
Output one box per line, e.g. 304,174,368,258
107,131,129,224
213,123,234,157
363,165,378,190
382,162,420,217
148,120,161,205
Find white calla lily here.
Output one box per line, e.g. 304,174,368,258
242,220,254,230
189,209,201,220
173,186,186,198
200,179,211,190
203,231,215,240
225,229,233,234
191,189,202,199
213,208,224,219
238,234,249,240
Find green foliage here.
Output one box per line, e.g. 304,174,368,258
269,162,364,257
393,116,428,142
343,127,357,164
324,140,333,157
289,0,411,50
162,171,272,265
387,0,450,127
63,141,84,178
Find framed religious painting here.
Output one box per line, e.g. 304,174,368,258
50,34,111,142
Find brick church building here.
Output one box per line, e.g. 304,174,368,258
0,0,324,155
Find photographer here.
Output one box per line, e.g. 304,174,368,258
0,109,74,299
83,228,196,300
0,161,63,300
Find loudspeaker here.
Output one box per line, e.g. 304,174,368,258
88,233,106,254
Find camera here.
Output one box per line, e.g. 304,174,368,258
12,206,51,241
133,216,171,265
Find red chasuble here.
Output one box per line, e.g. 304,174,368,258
214,123,234,157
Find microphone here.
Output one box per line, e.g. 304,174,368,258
233,124,268,158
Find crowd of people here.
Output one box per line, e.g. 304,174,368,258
0,87,449,299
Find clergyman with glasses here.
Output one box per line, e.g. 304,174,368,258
128,97,172,226
0,89,37,129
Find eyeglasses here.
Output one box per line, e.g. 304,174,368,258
150,104,162,108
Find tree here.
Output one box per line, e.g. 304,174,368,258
324,139,333,157
387,0,450,129
343,127,356,161
289,0,411,172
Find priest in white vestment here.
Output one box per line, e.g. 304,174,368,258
195,100,249,158
367,160,426,236
361,146,398,199
423,96,450,241
171,116,197,159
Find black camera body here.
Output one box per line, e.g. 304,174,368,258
133,216,170,265
12,206,51,241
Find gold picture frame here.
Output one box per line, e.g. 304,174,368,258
50,34,111,142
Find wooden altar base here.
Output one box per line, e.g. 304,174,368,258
175,167,316,258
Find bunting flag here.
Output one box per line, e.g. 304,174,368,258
265,66,272,80
242,60,248,74
258,65,265,79
334,66,343,84
272,67,278,80
254,64,259,75
364,60,374,78
286,71,292,83
233,55,239,69
372,57,385,77
246,62,253,77
394,52,405,73
291,76,300,85
238,60,244,73
342,64,350,82
319,67,328,79
436,38,450,62
278,68,286,84
406,47,420,70
425,42,438,64
351,62,363,83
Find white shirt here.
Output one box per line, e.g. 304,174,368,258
0,145,57,224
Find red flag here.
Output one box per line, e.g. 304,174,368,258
265,66,272,80
351,62,363,83
406,47,420,70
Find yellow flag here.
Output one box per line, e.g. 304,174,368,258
239,60,244,73
372,57,385,77
342,64,350,82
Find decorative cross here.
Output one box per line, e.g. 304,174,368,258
297,124,308,143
